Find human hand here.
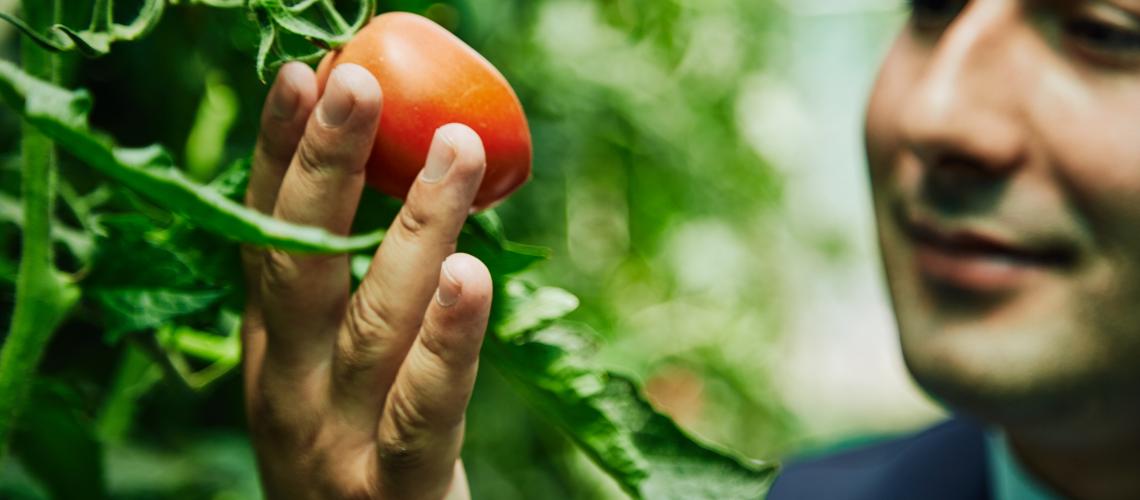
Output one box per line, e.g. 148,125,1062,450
240,61,492,499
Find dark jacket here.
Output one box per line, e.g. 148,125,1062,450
768,418,991,500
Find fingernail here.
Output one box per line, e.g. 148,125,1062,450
420,127,457,183
436,257,461,307
269,63,304,120
317,65,360,127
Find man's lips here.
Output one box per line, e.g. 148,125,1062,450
893,206,1077,293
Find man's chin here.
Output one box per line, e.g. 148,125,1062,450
910,360,1140,447
898,326,1111,426
907,361,1088,426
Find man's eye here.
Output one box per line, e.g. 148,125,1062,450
1064,17,1140,65
908,0,966,31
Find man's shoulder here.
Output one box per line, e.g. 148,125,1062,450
767,417,991,500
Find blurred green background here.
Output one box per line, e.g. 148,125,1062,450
0,0,944,497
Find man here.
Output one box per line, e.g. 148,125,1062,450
241,0,1140,498
774,1,1140,498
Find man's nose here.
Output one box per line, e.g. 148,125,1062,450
900,0,1029,180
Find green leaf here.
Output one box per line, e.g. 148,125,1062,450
83,215,241,341
497,280,580,341
464,214,775,498
209,158,254,201
460,211,550,277
486,323,778,499
0,60,384,253
91,288,229,340
471,211,775,498
85,215,216,290
84,210,244,387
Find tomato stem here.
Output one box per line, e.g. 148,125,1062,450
0,0,79,454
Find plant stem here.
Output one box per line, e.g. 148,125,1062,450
95,344,162,445
319,0,350,33
0,0,79,452
90,0,113,32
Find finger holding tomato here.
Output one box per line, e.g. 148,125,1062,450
240,59,494,500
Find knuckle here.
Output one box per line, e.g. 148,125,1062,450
418,326,470,368
376,437,428,473
295,135,334,175
254,133,295,170
260,249,298,296
347,287,391,335
338,289,397,368
247,389,322,454
390,384,437,434
396,202,433,238
377,391,434,471
417,328,452,364
348,285,401,341
294,128,370,179
391,366,465,431
260,249,343,301
240,244,264,272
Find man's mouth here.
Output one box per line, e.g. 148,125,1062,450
893,205,1077,293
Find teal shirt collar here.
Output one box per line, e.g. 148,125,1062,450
986,431,1064,500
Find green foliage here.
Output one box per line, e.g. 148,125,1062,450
0,59,387,253
487,322,777,499
0,0,165,56
0,0,371,81
475,0,796,460
0,0,797,498
251,0,377,80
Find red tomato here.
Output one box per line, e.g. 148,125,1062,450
316,12,532,211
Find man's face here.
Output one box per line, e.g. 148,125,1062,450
866,0,1140,425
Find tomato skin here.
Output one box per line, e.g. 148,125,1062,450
316,12,532,211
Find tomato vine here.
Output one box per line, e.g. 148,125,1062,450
0,0,375,80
